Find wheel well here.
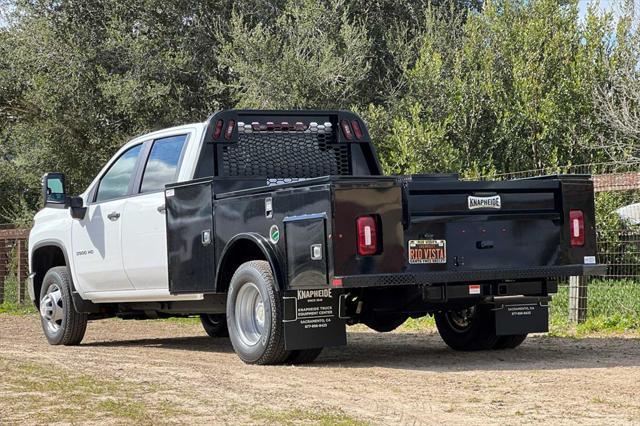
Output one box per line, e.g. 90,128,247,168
32,245,67,307
216,239,267,293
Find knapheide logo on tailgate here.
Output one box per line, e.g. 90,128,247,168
468,195,501,210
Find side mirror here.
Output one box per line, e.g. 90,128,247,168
42,172,67,207
42,172,86,220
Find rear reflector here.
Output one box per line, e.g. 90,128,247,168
356,215,378,256
213,120,224,139
570,210,585,247
332,277,343,287
341,120,353,140
351,120,363,139
224,120,235,140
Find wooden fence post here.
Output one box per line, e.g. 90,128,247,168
16,239,24,304
569,275,588,323
0,242,5,305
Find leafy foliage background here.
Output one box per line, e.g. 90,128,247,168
0,0,638,224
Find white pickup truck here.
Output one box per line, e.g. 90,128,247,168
29,109,602,365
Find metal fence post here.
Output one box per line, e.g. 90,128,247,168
569,276,578,323
569,275,588,323
578,276,589,323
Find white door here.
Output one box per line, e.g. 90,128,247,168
121,192,168,289
71,143,143,292
71,199,131,292
122,134,188,290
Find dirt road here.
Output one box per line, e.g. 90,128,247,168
1,314,639,425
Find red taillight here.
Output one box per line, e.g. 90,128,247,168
213,120,224,139
570,210,585,247
351,120,363,139
341,120,353,140
224,120,235,140
356,215,378,256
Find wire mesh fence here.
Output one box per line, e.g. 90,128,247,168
598,230,640,279
490,160,640,182
0,224,29,304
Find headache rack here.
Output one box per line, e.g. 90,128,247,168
193,110,383,183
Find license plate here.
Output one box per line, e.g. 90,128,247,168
408,239,446,264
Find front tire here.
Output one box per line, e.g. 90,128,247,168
39,266,87,346
200,314,229,337
226,261,289,365
434,305,499,351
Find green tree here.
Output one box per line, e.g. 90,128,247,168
221,0,371,109
372,0,625,175
0,0,638,226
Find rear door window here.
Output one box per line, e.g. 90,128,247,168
140,135,187,193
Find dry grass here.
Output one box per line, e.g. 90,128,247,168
0,356,187,425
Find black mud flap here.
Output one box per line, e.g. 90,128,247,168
492,297,549,336
282,288,347,351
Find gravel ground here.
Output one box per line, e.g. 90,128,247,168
1,314,639,425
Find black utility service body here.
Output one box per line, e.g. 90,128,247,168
165,110,602,351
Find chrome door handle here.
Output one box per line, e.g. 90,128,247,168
157,205,166,213
107,212,120,221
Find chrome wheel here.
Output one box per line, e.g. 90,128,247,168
234,282,265,347
40,283,64,334
445,306,476,332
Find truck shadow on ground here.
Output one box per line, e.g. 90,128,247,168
318,332,640,372
83,330,640,372
85,335,236,354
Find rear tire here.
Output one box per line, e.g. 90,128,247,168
286,348,323,364
226,261,289,365
363,312,408,333
39,266,87,346
200,314,228,337
493,334,527,350
434,305,499,351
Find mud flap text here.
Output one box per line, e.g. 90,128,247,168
282,288,347,351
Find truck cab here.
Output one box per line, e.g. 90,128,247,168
29,110,604,364
30,123,207,303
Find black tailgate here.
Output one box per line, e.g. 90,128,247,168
404,175,595,273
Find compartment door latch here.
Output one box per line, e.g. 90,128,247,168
310,244,323,260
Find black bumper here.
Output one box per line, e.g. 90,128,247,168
336,264,606,288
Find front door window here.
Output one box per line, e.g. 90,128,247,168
95,144,142,202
